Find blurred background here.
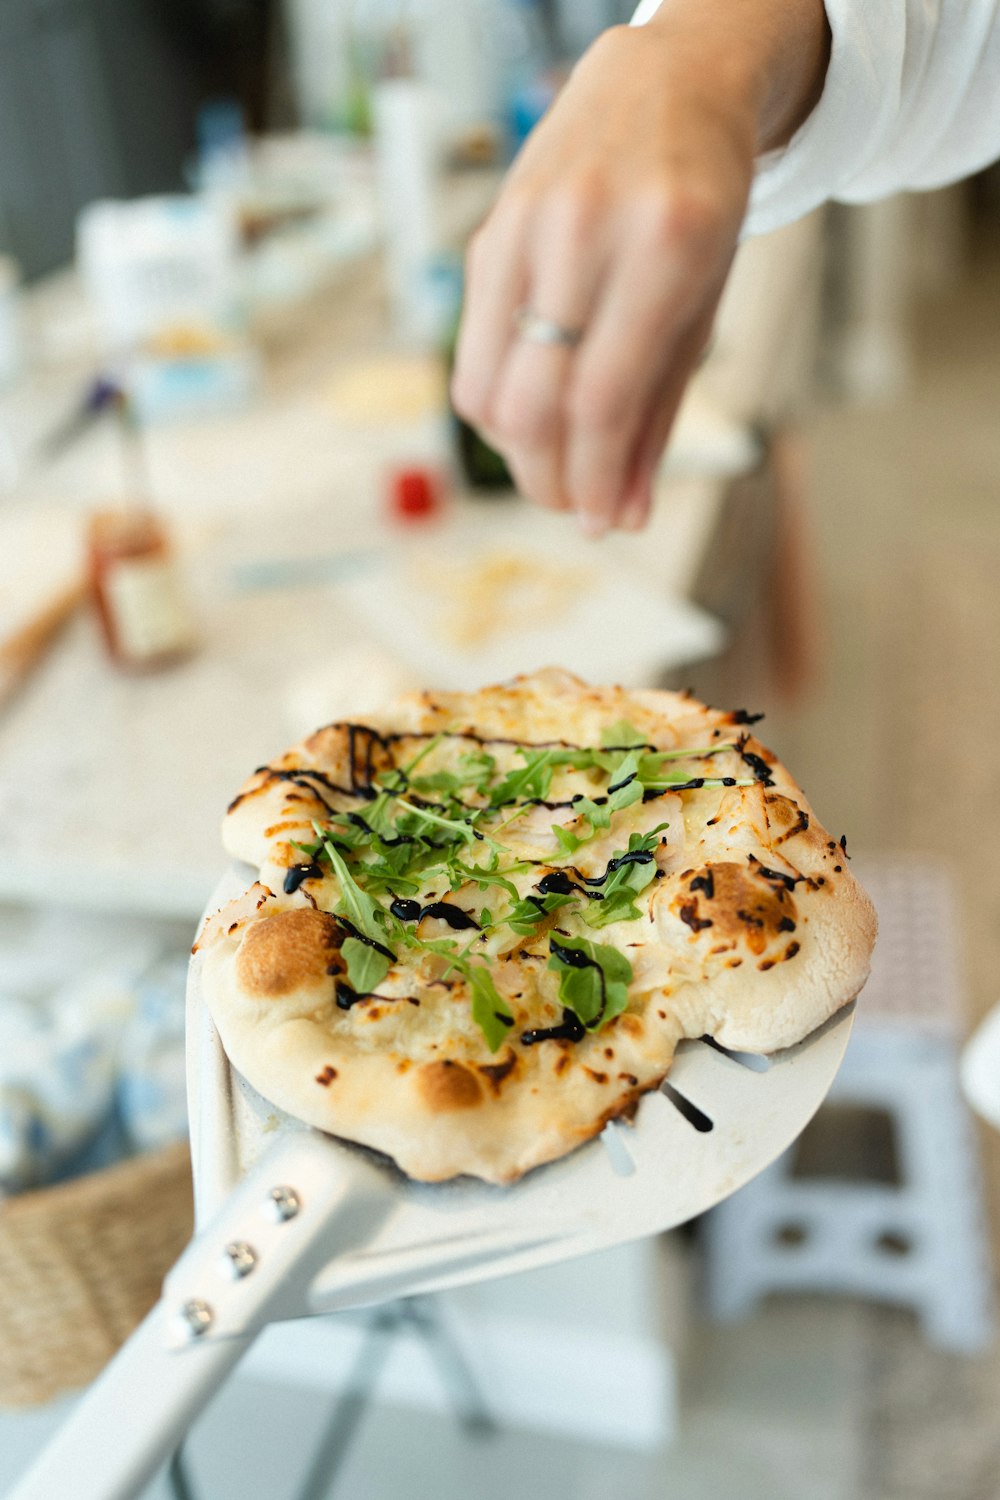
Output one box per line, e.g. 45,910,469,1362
0,3,998,1498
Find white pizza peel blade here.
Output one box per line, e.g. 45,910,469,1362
10,866,854,1500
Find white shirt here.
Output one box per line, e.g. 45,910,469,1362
631,1,1000,236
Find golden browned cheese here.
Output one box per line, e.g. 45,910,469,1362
416,1059,484,1111
235,909,344,998
671,862,798,958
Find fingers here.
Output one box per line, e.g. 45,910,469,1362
563,196,732,536
618,311,720,532
454,191,611,513
489,198,611,510
451,198,531,428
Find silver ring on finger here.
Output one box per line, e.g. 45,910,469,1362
514,306,585,349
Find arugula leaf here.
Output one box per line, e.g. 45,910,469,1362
360,860,424,896
341,938,391,992
583,852,659,929
313,822,390,949
600,720,648,748
507,889,577,935
608,780,643,815
551,791,612,856
410,746,498,800
553,824,584,856
457,748,497,794
408,932,513,1051
630,823,671,851
488,748,560,808
467,965,514,1053
575,795,612,831
409,769,466,795
445,855,522,899
641,743,730,766
391,796,477,846
547,937,632,1030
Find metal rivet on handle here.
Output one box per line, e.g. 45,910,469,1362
221,1241,257,1279
263,1186,300,1223
177,1299,214,1339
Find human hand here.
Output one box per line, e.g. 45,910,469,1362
451,0,829,536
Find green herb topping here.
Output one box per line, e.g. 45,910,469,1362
283,727,755,1048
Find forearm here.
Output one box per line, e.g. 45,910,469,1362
641,0,831,153
744,1,1000,238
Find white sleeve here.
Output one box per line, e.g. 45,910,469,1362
631,1,1000,237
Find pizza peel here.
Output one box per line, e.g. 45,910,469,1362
11,866,854,1500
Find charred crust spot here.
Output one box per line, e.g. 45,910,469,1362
747,854,803,892
554,1053,572,1075
833,865,843,874
758,958,776,971
784,941,801,961
766,794,811,845
618,1072,638,1086
236,909,344,998
476,1051,518,1092
726,958,743,968
416,1059,482,1112
604,1047,615,1059
735,733,776,787
688,862,801,958
583,1068,609,1085
727,708,766,725
689,870,715,899
315,1065,337,1086
678,902,714,933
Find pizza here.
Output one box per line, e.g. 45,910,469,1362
196,668,876,1184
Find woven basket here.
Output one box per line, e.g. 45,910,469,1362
0,1141,193,1406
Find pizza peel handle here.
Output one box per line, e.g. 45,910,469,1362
7,1302,253,1500
7,1133,395,1500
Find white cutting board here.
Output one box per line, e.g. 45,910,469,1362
336,513,725,692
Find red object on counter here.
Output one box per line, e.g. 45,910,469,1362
387,466,443,523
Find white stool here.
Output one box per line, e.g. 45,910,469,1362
703,858,997,1353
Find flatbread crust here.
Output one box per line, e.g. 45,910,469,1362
197,669,876,1184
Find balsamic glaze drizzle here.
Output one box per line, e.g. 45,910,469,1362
264,720,787,1055
334,916,397,961
388,898,480,931
578,849,655,887
335,982,420,1011
521,1007,586,1046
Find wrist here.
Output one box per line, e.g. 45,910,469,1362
642,0,831,152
